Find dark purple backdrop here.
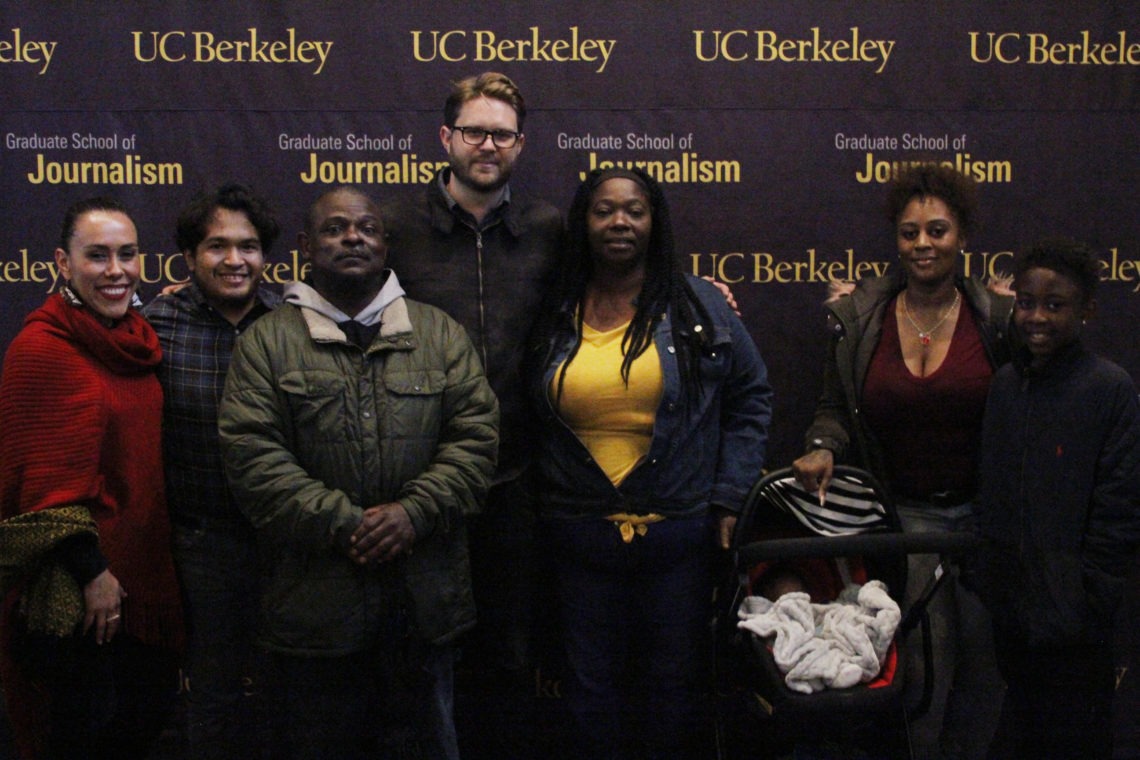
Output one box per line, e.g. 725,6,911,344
2,1,1137,467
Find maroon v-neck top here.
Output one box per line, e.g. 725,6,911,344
861,297,993,501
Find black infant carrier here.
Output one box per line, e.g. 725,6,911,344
713,466,975,759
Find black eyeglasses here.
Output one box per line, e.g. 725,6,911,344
450,126,521,149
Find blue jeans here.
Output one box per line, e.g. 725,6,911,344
172,520,264,759
543,511,715,760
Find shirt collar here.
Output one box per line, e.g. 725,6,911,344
438,167,511,227
1014,338,1086,379
182,279,280,323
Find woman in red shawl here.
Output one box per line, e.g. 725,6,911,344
0,197,183,759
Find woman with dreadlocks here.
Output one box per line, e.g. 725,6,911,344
526,167,772,759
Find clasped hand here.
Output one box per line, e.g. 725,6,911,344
349,502,416,564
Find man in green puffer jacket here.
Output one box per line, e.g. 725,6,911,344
218,186,498,760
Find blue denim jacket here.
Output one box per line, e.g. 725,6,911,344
531,276,772,518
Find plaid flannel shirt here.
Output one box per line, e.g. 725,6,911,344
144,282,280,525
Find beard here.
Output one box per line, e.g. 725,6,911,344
449,151,514,194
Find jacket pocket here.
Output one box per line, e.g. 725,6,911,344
383,369,446,441
278,370,348,443
697,327,734,383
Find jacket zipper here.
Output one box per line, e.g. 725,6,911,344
475,230,488,371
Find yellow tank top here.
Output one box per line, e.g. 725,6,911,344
552,320,664,486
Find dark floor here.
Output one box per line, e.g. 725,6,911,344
3,557,1139,759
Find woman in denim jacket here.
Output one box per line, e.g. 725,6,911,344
526,167,772,759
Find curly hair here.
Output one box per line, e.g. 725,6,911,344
175,183,280,255
884,163,979,238
1014,237,1099,305
535,166,712,405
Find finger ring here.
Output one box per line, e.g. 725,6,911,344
108,614,120,621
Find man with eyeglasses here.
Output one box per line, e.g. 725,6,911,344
381,71,562,758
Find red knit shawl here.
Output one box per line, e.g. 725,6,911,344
0,293,183,648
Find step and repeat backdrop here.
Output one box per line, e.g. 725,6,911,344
2,1,1137,465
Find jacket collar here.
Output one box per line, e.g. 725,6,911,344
427,167,522,237
290,294,415,349
284,275,413,349
284,270,405,324
829,272,1003,331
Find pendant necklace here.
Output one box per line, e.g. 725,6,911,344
901,289,960,346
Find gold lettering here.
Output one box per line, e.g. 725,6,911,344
26,153,183,185
716,253,746,283
721,30,751,62
0,28,57,74
299,152,447,185
0,250,61,289
131,31,186,63
976,30,1140,66
968,32,1021,64
689,250,892,284
580,152,739,184
136,28,329,73
164,253,188,283
261,249,310,284
856,152,1011,184
411,30,468,62
695,28,893,71
461,26,613,72
1099,248,1140,291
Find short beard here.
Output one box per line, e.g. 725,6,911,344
451,158,513,194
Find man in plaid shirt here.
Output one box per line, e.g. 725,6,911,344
143,183,281,760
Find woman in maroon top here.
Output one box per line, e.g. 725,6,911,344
793,164,1012,759
0,198,183,759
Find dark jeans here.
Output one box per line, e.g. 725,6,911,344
266,641,459,760
987,638,1115,759
468,480,539,673
18,630,179,760
460,480,543,759
171,520,265,759
543,511,716,760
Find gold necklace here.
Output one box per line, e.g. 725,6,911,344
901,289,960,346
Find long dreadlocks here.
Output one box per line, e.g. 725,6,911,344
535,166,714,405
